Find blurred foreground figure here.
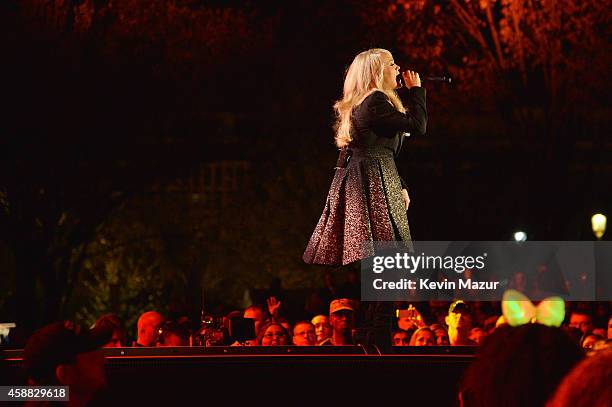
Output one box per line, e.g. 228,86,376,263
94,314,124,348
546,349,612,407
23,321,112,406
459,324,583,407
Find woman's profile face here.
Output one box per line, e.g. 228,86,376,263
382,53,400,90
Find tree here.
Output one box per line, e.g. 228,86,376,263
358,0,610,237
0,0,277,330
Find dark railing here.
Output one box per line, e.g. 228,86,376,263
2,347,473,405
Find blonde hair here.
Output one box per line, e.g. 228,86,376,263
334,48,406,148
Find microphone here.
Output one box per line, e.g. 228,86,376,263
396,74,452,88
424,76,452,83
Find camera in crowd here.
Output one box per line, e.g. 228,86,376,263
192,315,255,346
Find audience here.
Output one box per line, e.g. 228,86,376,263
568,311,593,335
446,301,476,346
311,314,332,345
392,329,412,346
468,327,487,345
292,321,316,346
10,295,611,407
397,305,427,331
319,299,356,346
86,300,604,353
591,327,606,338
277,316,292,333
135,311,163,347
256,322,290,346
579,333,603,350
18,299,609,353
243,305,269,337
409,328,435,346
156,320,190,347
482,315,498,335
430,324,450,346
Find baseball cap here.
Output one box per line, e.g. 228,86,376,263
330,298,355,314
24,321,112,381
449,300,470,314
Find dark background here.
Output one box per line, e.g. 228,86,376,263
0,0,610,334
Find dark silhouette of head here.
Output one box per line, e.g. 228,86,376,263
547,349,612,407
460,324,583,407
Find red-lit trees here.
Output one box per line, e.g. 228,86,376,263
359,0,610,236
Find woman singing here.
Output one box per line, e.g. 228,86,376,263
303,48,427,266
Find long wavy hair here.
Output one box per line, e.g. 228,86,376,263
334,48,405,148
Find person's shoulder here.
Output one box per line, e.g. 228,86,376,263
362,90,388,105
318,338,333,346
354,91,388,117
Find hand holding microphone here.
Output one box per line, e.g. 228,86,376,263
402,70,421,88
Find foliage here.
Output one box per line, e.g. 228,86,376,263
357,0,611,239
71,197,178,330
359,0,610,117
201,143,338,305
0,0,277,326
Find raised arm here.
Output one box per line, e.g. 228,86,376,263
367,89,427,136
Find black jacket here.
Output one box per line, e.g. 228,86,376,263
349,87,427,189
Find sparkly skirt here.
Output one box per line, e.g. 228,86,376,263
303,146,413,266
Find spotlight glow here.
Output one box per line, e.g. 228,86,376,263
591,213,607,239
514,231,527,242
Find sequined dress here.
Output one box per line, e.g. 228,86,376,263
303,88,427,266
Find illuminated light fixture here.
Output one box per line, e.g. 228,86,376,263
591,213,607,240
514,231,527,242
